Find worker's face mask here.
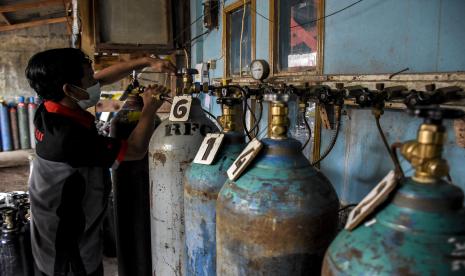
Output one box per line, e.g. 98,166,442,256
71,82,101,110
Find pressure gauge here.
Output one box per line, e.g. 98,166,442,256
250,60,270,81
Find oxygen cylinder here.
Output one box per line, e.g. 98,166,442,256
216,92,340,275
0,98,12,151
323,107,465,276
110,90,160,276
149,69,218,276
17,97,30,150
0,209,24,276
27,97,37,149
185,97,245,275
8,103,20,150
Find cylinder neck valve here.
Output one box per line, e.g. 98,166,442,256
2,209,15,231
400,107,464,183
217,97,242,133
220,105,236,132
270,102,289,139
264,92,290,140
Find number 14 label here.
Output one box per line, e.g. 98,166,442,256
193,133,225,165
227,138,263,181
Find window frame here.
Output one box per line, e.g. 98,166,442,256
222,0,256,78
269,0,325,76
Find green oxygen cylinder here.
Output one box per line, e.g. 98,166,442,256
17,97,30,149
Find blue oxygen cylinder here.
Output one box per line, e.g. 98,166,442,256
185,98,245,276
17,97,30,149
0,97,12,151
27,97,37,149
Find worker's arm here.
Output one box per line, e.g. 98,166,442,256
124,85,168,160
94,56,176,86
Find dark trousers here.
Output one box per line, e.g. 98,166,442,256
34,261,103,276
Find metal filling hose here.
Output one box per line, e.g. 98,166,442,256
301,109,312,150
375,114,405,179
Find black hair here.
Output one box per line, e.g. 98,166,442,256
25,48,90,101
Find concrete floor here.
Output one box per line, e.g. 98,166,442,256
0,160,119,276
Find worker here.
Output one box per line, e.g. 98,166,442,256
25,48,175,276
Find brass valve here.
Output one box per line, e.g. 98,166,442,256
3,210,15,230
401,124,449,183
219,105,236,132
270,102,290,140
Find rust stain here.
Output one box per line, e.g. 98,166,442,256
152,151,167,166
345,248,363,260
396,266,416,276
216,200,338,254
184,183,218,201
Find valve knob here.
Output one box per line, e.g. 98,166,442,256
407,106,465,125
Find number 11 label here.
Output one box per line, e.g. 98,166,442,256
227,138,263,181
193,133,225,165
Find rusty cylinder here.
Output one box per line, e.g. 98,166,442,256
216,98,340,275
185,100,245,275
149,97,218,276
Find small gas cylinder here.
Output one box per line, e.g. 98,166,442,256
322,107,465,276
149,69,218,276
8,103,20,150
216,92,340,275
0,97,12,151
0,209,24,276
27,97,37,149
185,96,245,276
110,88,160,276
17,97,30,150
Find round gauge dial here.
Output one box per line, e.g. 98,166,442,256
250,60,270,81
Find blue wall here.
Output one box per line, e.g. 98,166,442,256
324,0,465,74
190,0,465,203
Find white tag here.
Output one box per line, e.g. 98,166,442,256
169,96,192,122
227,138,263,181
345,170,398,231
100,112,111,122
193,133,225,165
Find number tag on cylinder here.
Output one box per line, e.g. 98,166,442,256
227,138,263,181
193,133,225,165
345,170,398,231
169,96,192,122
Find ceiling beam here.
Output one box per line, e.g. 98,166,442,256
0,0,64,13
0,12,11,25
0,16,67,32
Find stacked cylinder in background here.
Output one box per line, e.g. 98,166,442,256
0,96,39,152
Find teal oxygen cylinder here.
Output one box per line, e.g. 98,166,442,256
17,97,30,149
216,92,340,275
185,96,245,275
323,107,465,276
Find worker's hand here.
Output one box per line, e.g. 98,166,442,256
142,84,168,112
145,56,176,74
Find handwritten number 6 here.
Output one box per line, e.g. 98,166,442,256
174,99,188,118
